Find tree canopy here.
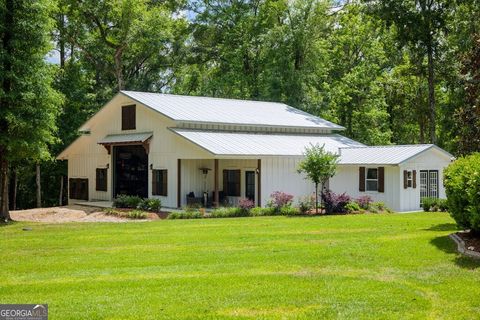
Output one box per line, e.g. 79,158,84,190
1,0,480,212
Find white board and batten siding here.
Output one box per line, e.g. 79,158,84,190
330,165,401,211
399,148,452,212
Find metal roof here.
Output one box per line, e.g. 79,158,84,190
98,132,153,145
170,129,363,156
338,144,453,165
121,91,344,130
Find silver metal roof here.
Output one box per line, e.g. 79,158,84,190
121,91,344,130
98,132,153,144
170,129,363,156
338,144,452,165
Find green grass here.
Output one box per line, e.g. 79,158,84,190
1,212,479,319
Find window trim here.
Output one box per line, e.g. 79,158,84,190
365,167,379,192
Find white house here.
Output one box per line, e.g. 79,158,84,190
57,91,453,212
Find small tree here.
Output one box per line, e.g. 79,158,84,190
297,144,339,214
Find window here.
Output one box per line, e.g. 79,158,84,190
122,105,136,130
152,169,167,196
96,168,107,191
407,171,413,188
366,168,378,191
69,178,88,200
223,169,240,196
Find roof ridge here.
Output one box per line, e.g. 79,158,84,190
121,90,288,106
340,144,433,149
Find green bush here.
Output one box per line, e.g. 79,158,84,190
250,207,275,216
209,207,248,218
137,198,161,212
345,201,361,213
113,195,142,209
422,197,448,212
279,206,301,216
297,196,314,214
444,153,480,232
167,211,202,219
127,210,148,219
104,208,147,219
437,198,448,212
422,197,436,212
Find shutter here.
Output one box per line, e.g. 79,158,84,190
162,170,168,196
223,170,228,196
234,170,241,196
378,167,385,193
152,170,158,195
359,167,365,192
122,105,136,130
413,170,417,189
403,170,408,189
69,178,76,199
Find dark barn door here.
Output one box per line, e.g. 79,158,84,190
113,145,148,198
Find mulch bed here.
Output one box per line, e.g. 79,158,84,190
456,231,480,254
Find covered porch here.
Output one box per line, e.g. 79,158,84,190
176,158,261,208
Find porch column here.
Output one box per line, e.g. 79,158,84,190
214,159,219,208
257,159,261,207
177,159,181,208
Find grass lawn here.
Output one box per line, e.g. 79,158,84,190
1,212,479,319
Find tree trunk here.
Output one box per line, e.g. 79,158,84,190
36,163,42,208
59,175,64,206
58,13,66,69
11,167,17,210
114,47,124,91
426,38,436,144
0,152,10,221
315,182,319,215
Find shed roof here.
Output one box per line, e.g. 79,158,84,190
338,144,454,165
170,129,363,156
121,91,344,130
98,132,153,145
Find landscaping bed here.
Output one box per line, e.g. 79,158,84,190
456,231,480,254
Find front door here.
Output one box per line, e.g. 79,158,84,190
113,145,148,198
420,170,439,204
245,171,255,202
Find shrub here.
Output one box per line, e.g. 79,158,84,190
421,198,448,212
356,195,372,210
250,207,276,216
322,191,350,214
422,197,437,212
437,198,448,212
238,198,255,212
345,201,361,213
137,198,161,212
210,207,248,218
444,153,480,232
269,191,294,210
127,210,148,219
167,211,202,219
298,195,315,214
280,206,301,216
104,208,147,219
113,195,142,209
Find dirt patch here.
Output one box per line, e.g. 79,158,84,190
10,205,154,223
456,231,480,254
